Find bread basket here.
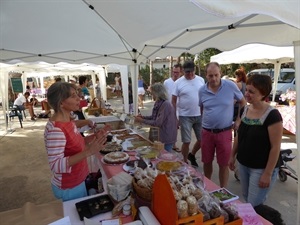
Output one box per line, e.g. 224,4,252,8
132,178,152,202
88,98,102,115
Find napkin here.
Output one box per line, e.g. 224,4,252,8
107,172,133,202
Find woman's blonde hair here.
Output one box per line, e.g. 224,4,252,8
47,82,76,113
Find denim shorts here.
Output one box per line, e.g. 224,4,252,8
238,163,279,207
179,116,202,143
16,105,25,110
164,143,174,152
51,181,87,202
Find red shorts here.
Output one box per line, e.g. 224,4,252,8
201,129,232,166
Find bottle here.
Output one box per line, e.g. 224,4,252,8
123,204,131,216
97,177,104,193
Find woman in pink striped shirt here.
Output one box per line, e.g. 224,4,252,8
44,82,108,201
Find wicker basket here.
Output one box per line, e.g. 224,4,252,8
132,178,152,202
88,98,102,115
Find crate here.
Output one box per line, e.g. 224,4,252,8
225,217,243,225
152,174,203,225
151,174,243,225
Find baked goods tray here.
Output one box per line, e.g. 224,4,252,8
75,194,114,221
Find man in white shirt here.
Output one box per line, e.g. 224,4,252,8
164,64,182,152
164,64,181,100
14,92,36,121
172,61,205,166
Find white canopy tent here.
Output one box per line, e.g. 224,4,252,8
210,44,294,101
1,1,300,221
0,61,130,114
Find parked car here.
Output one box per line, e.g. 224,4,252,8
247,68,295,104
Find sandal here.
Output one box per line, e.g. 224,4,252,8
172,147,181,152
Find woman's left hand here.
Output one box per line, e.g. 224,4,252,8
95,128,108,140
259,173,271,188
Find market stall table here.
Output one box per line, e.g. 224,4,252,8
276,105,296,134
63,129,272,225
63,154,272,225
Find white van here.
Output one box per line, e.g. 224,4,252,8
247,68,295,102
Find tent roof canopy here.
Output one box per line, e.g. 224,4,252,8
1,0,299,65
210,44,294,65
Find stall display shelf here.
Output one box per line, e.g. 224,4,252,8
152,174,242,225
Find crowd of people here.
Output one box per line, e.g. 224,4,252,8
135,60,283,210
40,64,283,212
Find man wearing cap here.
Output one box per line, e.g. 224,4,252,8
172,61,205,166
199,62,246,187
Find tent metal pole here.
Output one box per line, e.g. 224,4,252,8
293,40,300,225
272,62,281,102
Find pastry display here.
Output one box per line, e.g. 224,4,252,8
100,142,122,154
156,161,182,172
158,152,178,161
126,159,147,169
103,152,129,164
177,200,188,219
100,128,241,224
136,148,160,160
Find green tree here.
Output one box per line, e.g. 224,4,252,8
139,65,169,85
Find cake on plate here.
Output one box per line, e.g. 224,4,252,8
100,142,122,154
103,152,129,164
156,161,182,172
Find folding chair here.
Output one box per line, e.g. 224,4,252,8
6,106,23,128
14,105,26,119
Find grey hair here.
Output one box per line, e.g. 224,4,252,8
150,83,168,101
47,82,76,113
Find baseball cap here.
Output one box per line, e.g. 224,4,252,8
183,61,195,72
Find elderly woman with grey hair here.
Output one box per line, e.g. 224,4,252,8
135,83,177,152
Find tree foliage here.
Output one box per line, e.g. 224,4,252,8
136,48,288,85
139,65,169,85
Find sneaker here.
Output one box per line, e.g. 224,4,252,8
188,153,198,167
31,117,36,121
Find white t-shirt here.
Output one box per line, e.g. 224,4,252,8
173,75,205,116
163,77,175,101
14,95,26,106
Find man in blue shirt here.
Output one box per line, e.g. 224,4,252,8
199,62,246,187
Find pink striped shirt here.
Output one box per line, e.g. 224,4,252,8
44,121,88,189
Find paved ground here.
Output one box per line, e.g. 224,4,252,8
0,97,298,224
